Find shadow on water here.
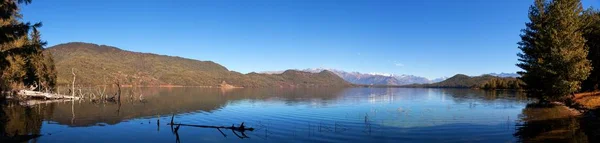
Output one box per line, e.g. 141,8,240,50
582,108,600,142
0,101,54,142
513,103,592,143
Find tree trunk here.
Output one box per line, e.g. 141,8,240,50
71,68,76,98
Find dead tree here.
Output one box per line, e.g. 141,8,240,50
168,114,254,139
71,68,76,98
114,81,121,103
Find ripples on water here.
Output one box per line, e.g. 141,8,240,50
0,88,548,142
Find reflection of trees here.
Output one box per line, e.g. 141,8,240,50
1,101,54,142
443,89,529,105
47,87,347,127
514,103,588,142
49,88,228,126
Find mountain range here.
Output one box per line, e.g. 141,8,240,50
487,73,520,78
44,42,519,88
403,74,522,89
262,68,450,86
44,42,350,87
262,69,519,86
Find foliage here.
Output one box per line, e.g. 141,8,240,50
517,0,591,101
430,74,496,88
582,9,600,91
0,102,49,138
404,74,523,90
480,77,524,90
0,0,55,92
45,42,350,88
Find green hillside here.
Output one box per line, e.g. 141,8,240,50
44,42,350,87
431,74,496,88
405,74,523,90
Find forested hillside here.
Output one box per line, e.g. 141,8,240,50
404,74,522,90
45,42,350,87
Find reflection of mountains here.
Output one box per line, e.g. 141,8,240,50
338,88,529,104
7,88,530,128
47,87,348,127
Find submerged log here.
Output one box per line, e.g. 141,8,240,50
167,114,253,131
17,90,81,100
168,123,255,132
168,114,254,139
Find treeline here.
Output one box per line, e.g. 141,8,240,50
479,78,523,90
0,0,56,93
517,0,600,101
404,74,523,90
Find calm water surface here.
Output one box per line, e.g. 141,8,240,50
2,88,542,142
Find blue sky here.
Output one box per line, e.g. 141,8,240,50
20,0,600,79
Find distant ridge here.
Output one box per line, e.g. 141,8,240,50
486,73,520,78
262,68,436,85
403,74,522,89
45,42,350,87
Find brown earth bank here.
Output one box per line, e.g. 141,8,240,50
513,92,600,142
569,92,600,141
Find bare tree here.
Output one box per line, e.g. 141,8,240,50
71,68,76,98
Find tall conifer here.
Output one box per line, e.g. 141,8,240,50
518,0,591,100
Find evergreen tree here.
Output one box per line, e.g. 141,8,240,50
24,27,56,91
518,0,549,99
517,0,591,101
582,9,600,91
0,0,55,92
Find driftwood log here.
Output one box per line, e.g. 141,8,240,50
19,99,73,106
17,90,80,100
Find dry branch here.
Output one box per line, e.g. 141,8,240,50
168,114,254,139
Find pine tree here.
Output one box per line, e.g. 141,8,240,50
582,9,600,91
518,0,550,99
1,0,55,92
23,27,56,91
518,0,591,101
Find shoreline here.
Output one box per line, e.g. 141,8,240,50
557,91,600,141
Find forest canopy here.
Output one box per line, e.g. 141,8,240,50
0,0,56,92
517,0,600,101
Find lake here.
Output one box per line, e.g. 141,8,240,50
1,87,586,142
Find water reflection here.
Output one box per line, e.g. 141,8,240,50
1,101,54,142
514,103,589,143
0,88,544,142
45,87,348,127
